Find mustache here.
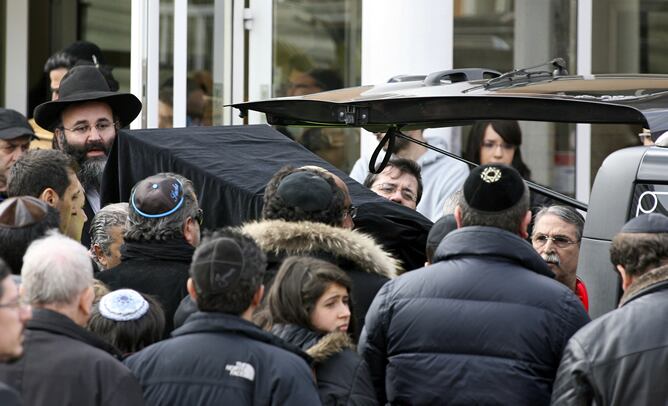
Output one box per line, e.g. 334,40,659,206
541,253,561,266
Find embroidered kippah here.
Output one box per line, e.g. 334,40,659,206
463,164,525,212
99,289,149,321
130,174,185,218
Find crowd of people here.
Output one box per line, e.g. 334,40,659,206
0,40,667,406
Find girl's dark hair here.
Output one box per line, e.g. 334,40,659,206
265,256,354,333
464,120,532,179
87,293,166,356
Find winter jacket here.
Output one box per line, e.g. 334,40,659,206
272,324,378,406
97,238,194,334
125,312,321,406
0,309,144,406
243,219,399,339
359,226,590,406
551,264,668,406
0,381,21,406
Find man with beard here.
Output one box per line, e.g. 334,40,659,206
350,129,468,221
531,205,589,311
32,65,142,247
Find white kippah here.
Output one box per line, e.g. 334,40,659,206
99,289,149,321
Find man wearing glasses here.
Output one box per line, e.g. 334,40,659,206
0,258,30,405
363,158,422,210
531,205,589,311
97,173,202,335
32,65,142,247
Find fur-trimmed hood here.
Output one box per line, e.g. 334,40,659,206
242,219,400,278
271,323,354,364
306,331,355,364
619,264,668,307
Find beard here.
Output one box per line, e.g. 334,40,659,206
60,135,110,191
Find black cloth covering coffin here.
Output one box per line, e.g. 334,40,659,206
101,124,432,271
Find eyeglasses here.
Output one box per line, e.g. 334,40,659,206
531,234,579,248
194,208,204,225
372,183,417,202
481,141,515,151
343,205,358,219
61,120,118,136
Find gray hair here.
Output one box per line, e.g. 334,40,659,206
22,231,93,306
89,203,129,257
533,205,585,241
125,173,199,242
458,182,530,233
442,189,463,216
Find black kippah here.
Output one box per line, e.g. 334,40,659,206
191,237,245,295
463,164,525,212
276,171,334,212
621,213,668,234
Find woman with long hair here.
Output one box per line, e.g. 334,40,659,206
464,120,532,179
263,256,377,406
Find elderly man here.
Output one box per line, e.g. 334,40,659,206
0,233,144,406
552,213,668,405
125,228,321,405
7,149,84,241
363,157,422,210
0,109,35,202
359,164,589,405
97,173,201,334
531,205,589,311
0,258,31,405
33,64,141,246
89,202,129,270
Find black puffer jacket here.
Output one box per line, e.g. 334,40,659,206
125,312,321,405
272,324,378,406
359,226,590,406
551,265,668,406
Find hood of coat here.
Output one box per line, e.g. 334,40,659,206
242,219,400,278
271,323,354,364
433,226,554,278
619,264,668,307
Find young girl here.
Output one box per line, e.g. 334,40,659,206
464,120,532,179
265,256,378,406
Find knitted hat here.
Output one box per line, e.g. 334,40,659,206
463,164,526,212
190,237,245,295
621,213,668,234
276,171,334,212
130,174,185,218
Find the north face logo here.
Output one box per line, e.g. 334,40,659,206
225,361,255,381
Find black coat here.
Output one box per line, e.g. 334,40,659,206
125,312,321,405
0,382,21,406
272,324,377,406
243,219,398,340
0,309,144,406
551,265,668,406
359,226,590,406
97,238,194,334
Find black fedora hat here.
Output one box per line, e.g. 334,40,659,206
33,65,142,131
